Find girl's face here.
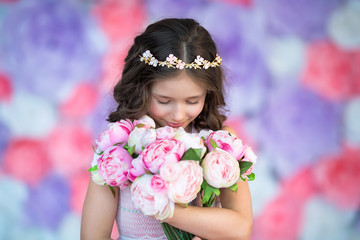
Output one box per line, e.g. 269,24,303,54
148,71,207,131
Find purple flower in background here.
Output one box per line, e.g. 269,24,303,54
0,121,10,164
253,85,342,179
89,92,117,136
24,174,70,230
145,0,206,18
196,2,270,115
0,0,106,101
259,0,344,41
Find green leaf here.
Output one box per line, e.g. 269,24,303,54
88,165,98,172
135,123,146,128
108,185,116,198
229,182,238,192
92,145,103,155
240,161,253,175
113,141,125,147
180,148,203,161
210,139,218,149
124,144,136,156
247,173,255,181
201,180,220,204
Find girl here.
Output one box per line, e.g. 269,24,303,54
81,18,253,240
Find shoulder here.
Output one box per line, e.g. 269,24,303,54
221,125,238,137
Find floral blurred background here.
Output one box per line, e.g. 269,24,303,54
0,0,359,239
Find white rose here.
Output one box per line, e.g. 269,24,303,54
128,127,156,153
135,115,156,129
174,128,206,157
91,170,106,185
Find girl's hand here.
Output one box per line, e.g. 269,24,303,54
192,237,201,240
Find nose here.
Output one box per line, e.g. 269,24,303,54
171,103,186,122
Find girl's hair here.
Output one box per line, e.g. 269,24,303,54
107,18,227,130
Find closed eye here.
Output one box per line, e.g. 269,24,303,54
157,100,171,104
186,101,199,104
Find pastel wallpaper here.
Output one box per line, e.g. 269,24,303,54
0,0,360,239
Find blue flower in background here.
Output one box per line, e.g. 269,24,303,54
0,0,106,101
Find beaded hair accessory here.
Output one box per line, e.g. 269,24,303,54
139,50,222,69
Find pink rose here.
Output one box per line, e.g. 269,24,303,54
142,139,185,173
160,162,181,182
133,115,156,129
128,127,156,154
241,146,257,176
156,126,175,139
202,148,240,188
165,161,203,204
97,146,132,189
127,155,146,182
204,130,246,160
131,174,174,220
150,174,168,194
243,146,257,163
96,119,133,151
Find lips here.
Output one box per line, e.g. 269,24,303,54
167,122,184,128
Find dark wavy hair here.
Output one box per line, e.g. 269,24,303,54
107,18,227,131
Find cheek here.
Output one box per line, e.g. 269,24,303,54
189,103,205,118
148,100,166,118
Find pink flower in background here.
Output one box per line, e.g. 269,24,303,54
0,72,12,102
142,139,185,173
252,195,302,240
313,147,360,209
202,148,240,188
302,41,360,100
92,0,145,44
166,161,203,204
131,174,174,220
2,139,51,186
60,83,98,118
127,127,157,154
70,172,90,214
96,119,134,151
204,130,246,160
97,146,132,188
46,124,93,177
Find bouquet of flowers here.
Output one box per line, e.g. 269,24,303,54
198,129,256,207
89,115,256,239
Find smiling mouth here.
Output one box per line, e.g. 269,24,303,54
167,122,184,128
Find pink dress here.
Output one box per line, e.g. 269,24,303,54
116,186,167,240
116,185,218,239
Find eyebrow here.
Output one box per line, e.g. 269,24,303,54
153,93,205,99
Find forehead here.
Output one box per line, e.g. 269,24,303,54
151,71,206,97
